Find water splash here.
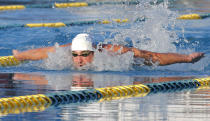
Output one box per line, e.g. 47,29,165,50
41,44,135,71
41,43,73,70
38,1,208,72
104,3,179,53
92,49,134,71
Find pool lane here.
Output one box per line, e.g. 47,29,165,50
0,75,209,117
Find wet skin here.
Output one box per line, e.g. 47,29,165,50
72,51,94,68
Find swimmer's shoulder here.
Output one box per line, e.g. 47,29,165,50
59,43,72,48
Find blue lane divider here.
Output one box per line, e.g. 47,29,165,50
46,89,103,106
145,79,200,94
0,77,209,116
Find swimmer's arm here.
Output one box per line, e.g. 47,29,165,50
13,43,71,61
131,48,204,65
103,44,204,66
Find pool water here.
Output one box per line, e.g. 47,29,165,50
0,73,210,121
0,0,210,120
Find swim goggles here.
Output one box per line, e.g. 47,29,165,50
72,51,93,57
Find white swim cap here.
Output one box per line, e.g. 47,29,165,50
71,33,93,51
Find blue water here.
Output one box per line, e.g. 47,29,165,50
0,0,210,120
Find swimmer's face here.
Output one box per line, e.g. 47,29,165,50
72,51,94,68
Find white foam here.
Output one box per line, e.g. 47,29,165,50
91,49,134,71
105,4,179,53
39,2,208,72
41,43,73,70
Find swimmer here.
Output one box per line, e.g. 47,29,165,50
13,33,204,69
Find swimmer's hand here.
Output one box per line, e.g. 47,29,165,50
13,50,23,60
188,52,205,63
13,49,29,61
13,50,19,56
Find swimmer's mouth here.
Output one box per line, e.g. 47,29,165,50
74,63,84,67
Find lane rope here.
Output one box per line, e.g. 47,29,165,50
0,77,209,116
0,1,140,11
0,17,146,30
0,0,168,11
0,56,21,67
177,13,210,19
1,13,209,30
0,94,51,116
0,5,25,10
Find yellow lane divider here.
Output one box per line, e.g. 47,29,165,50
0,5,25,11
100,19,129,24
113,19,129,23
195,77,210,86
54,2,88,8
0,1,141,11
0,2,88,11
95,84,150,102
0,19,130,30
177,13,210,20
0,77,209,116
0,56,21,67
25,22,66,27
0,94,51,116
177,14,202,19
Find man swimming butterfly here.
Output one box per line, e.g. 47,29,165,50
13,33,204,69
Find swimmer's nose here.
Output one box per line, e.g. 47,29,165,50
75,56,83,64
